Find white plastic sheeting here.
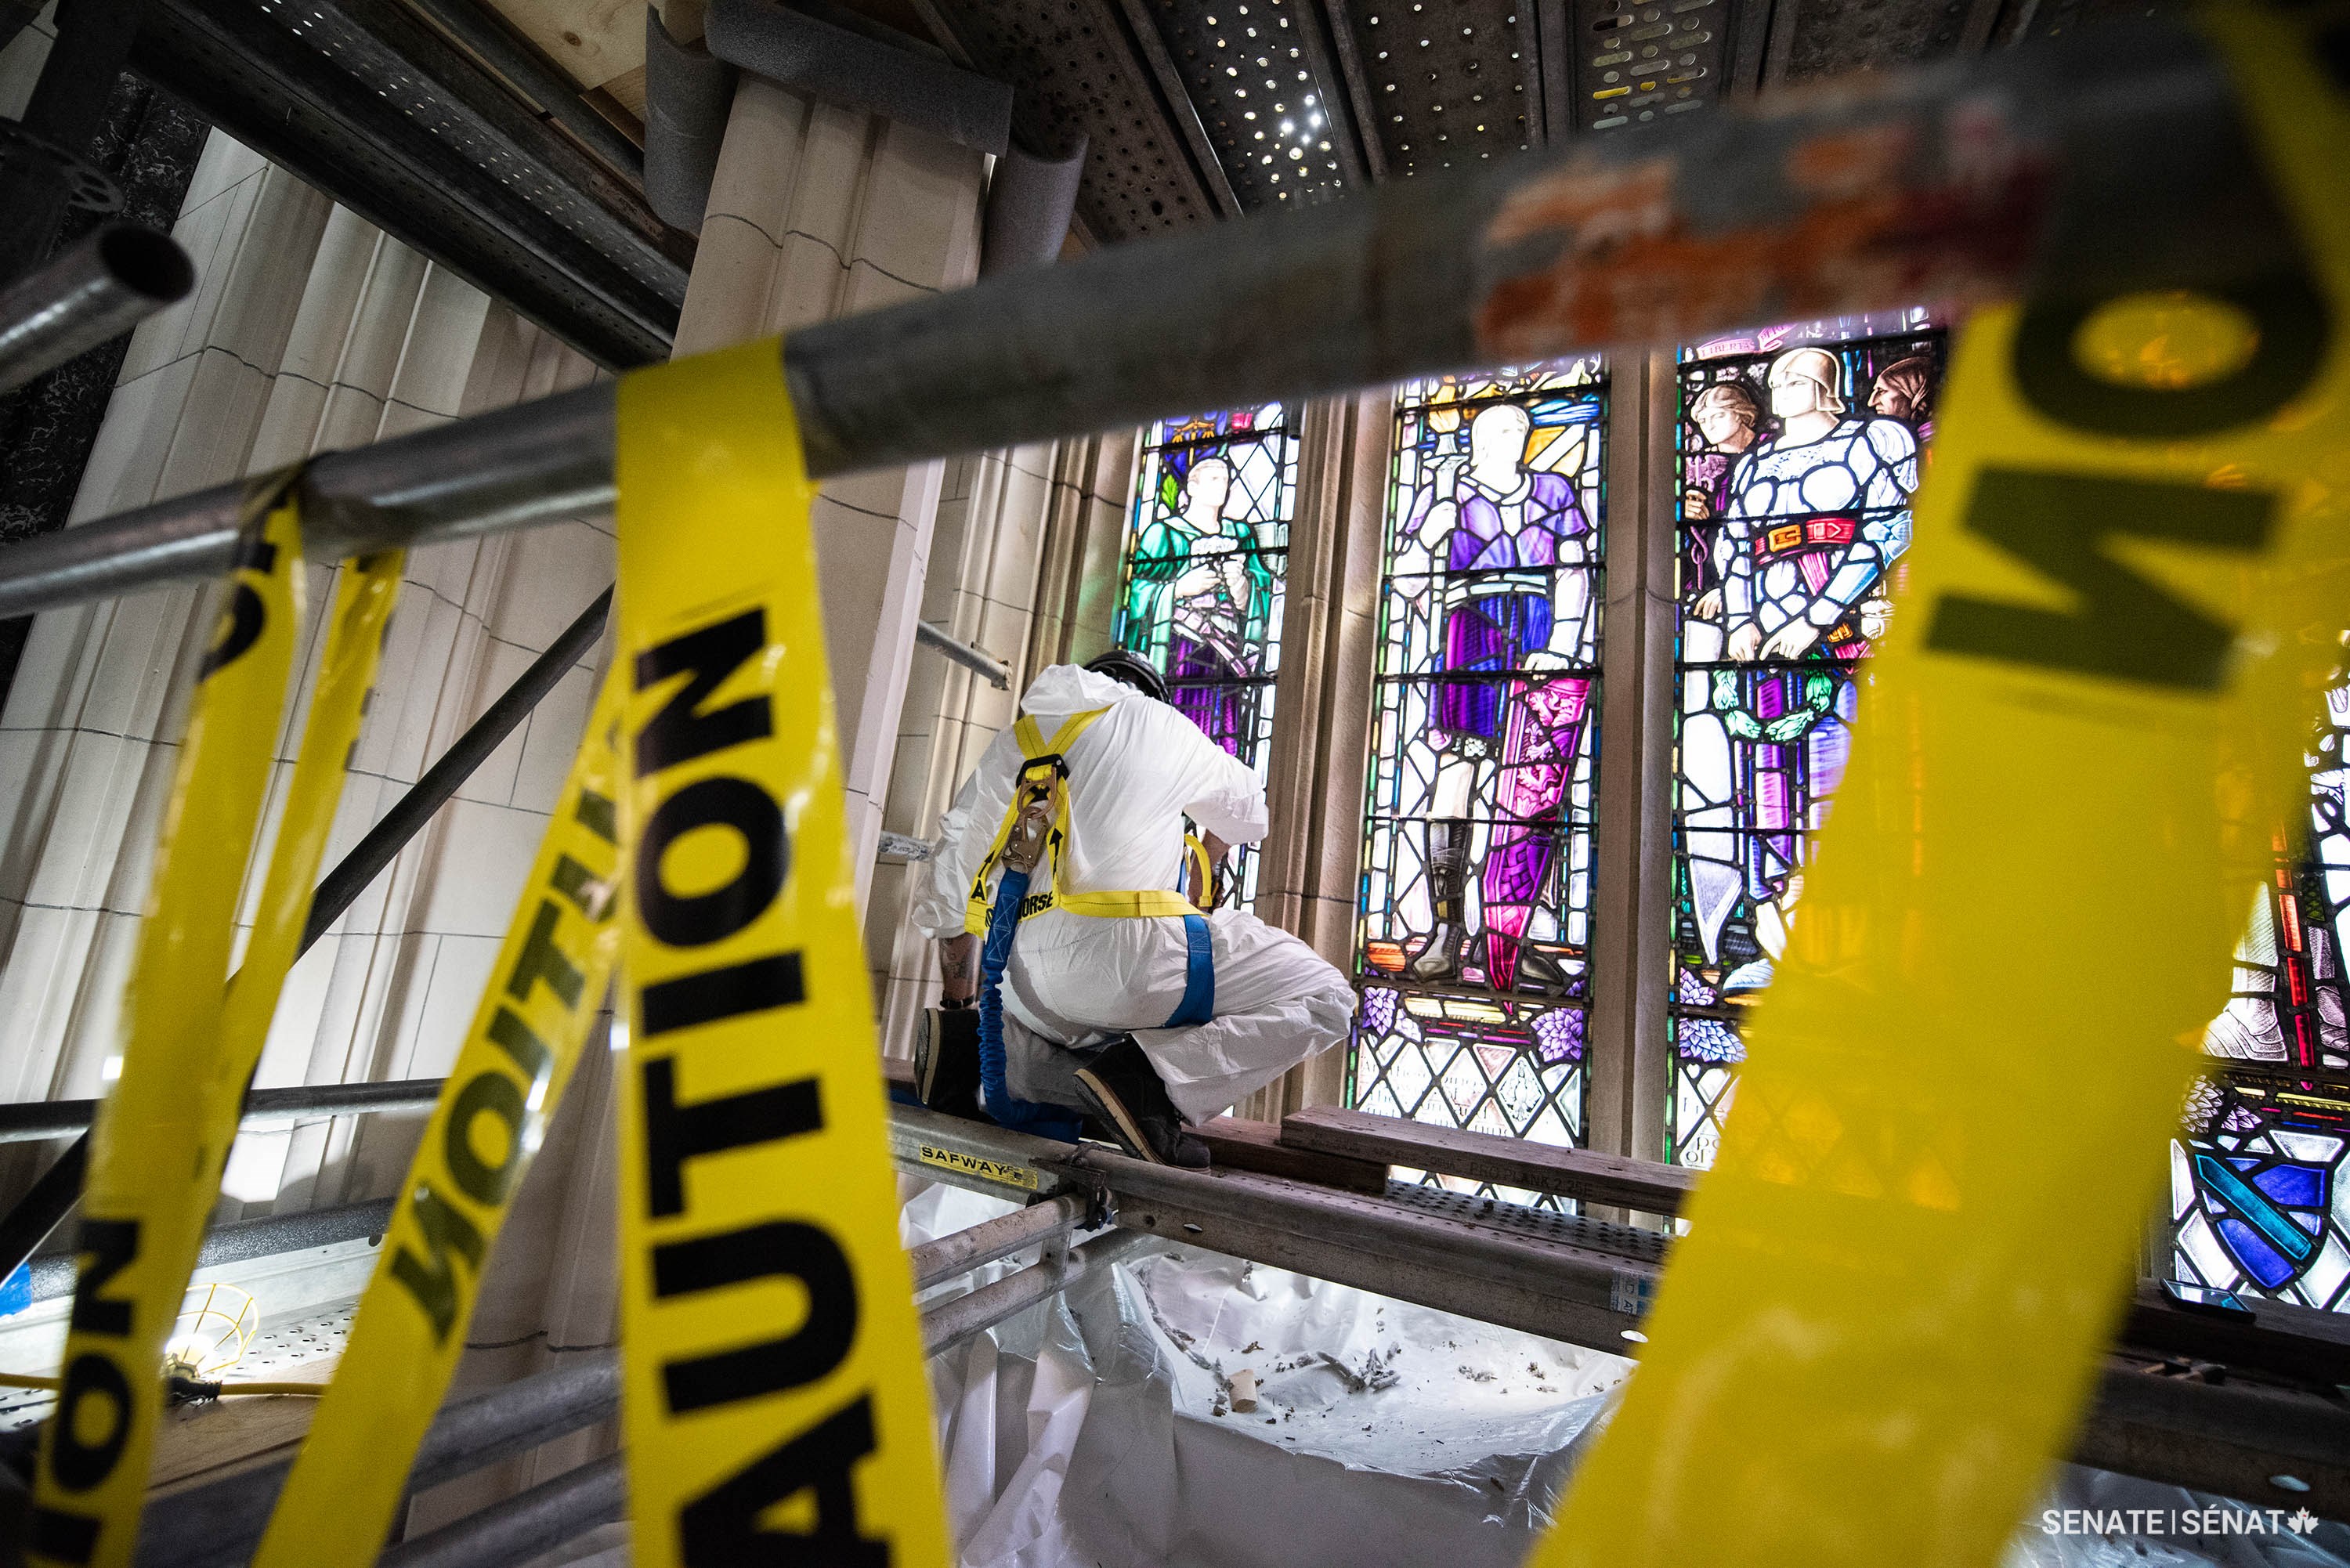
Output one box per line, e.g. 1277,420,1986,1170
911,1182,1633,1568
522,1183,2350,1568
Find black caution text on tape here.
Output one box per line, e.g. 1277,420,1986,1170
388,788,617,1343
628,605,888,1566
1924,468,2276,690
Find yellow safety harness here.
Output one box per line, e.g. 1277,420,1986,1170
961,706,1203,933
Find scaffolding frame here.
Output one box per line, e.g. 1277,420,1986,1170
0,9,2341,1560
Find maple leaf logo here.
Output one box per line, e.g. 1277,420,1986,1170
2289,1509,2319,1535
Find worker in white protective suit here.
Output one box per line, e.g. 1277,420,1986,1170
909,652,1356,1166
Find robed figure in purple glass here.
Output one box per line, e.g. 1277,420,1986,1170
1395,402,1596,990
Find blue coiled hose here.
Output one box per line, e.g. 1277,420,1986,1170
977,863,1085,1143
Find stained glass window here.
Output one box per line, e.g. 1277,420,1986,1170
1350,360,1608,1201
2172,672,2350,1310
1667,313,1943,1169
1115,405,1300,905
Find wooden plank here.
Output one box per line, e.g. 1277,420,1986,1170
149,1353,337,1492
2117,1280,2350,1388
480,0,644,92
1280,1106,1697,1216
1195,1117,1390,1195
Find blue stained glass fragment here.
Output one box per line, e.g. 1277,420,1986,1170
2197,1151,2318,1267
2217,1216,2299,1289
2248,1159,2326,1209
1806,718,1851,801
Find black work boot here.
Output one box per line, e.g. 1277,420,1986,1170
1072,1036,1209,1168
914,1006,983,1119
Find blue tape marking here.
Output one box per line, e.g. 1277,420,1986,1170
1163,913,1215,1029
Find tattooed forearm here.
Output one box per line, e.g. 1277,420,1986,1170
938,933,978,1003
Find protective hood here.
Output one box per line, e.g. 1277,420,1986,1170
1020,663,1155,714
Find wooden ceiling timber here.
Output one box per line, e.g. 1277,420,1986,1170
483,0,645,90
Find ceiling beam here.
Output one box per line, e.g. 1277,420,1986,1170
1318,0,1386,175
130,0,691,367
1107,0,1248,215
1290,0,1369,184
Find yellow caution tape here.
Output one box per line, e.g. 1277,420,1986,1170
612,338,949,1568
29,477,348,1568
1531,7,2350,1566
250,670,624,1568
216,547,403,1105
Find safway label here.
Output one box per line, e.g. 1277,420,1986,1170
918,1144,1041,1191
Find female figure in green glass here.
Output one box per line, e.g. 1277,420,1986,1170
1123,454,1278,758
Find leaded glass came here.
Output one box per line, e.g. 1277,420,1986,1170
1351,359,1607,1201
2173,674,2350,1310
1668,314,1943,1169
1115,405,1299,904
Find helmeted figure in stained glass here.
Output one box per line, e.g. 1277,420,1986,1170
1395,401,1596,989
1125,452,1277,757
1680,345,1920,992
1722,347,1918,663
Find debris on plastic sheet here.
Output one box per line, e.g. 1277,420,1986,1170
1047,1242,1637,1568
1314,1350,1399,1394
901,1162,1640,1568
898,1180,2350,1568
1123,1247,1627,1479
1229,1367,1260,1413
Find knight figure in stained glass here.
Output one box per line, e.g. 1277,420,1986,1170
1668,317,1942,1168
1719,346,1918,665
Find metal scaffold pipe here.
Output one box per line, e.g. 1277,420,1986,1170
0,223,196,396
0,1078,443,1147
915,618,1012,688
909,1193,1087,1289
0,13,2283,621
921,1227,1153,1357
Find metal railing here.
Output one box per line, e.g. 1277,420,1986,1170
0,589,609,1285
915,619,1010,688
0,15,2272,623
0,224,195,396
130,1192,1130,1568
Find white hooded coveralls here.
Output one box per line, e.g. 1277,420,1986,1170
913,665,1356,1123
